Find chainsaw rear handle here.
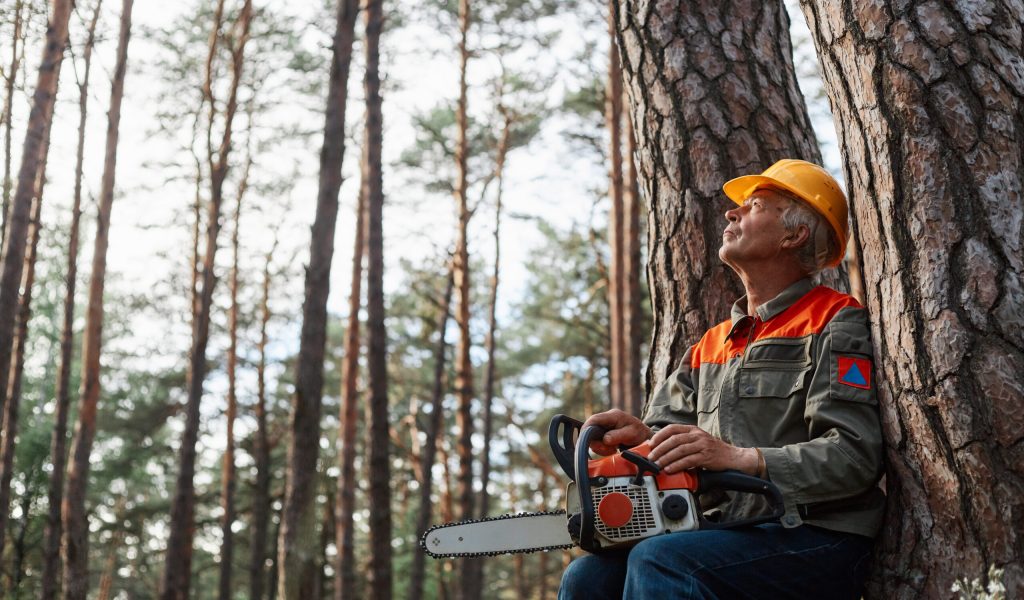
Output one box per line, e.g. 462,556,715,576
695,470,786,529
548,414,584,481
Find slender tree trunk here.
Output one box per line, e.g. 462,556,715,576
96,497,127,600
451,3,476,598
249,242,275,600
313,487,335,600
41,4,100,596
62,1,133,597
462,109,512,598
162,3,251,597
612,0,826,390
408,263,455,600
796,1,1024,596
363,1,391,596
622,110,643,416
334,65,365,600
0,171,44,567
218,160,248,600
277,0,357,595
0,0,72,499
1,0,25,246
606,0,626,412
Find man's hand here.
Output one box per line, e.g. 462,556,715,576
647,424,759,475
582,409,652,456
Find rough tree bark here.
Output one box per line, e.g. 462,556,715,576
161,1,252,597
276,0,357,594
408,263,455,600
606,0,626,412
452,2,476,597
62,0,133,596
218,159,248,600
41,3,101,596
1,0,25,244
334,20,364,590
363,0,392,596
249,239,276,600
0,0,72,486
796,1,1024,596
611,0,828,390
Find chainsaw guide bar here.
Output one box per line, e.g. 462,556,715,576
420,510,576,558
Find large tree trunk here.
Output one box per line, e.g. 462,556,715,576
796,2,1024,596
334,20,364,591
161,2,252,597
1,0,25,245
612,0,826,389
606,0,626,412
41,4,100,597
363,1,392,596
0,0,72,500
408,263,455,600
218,166,248,600
249,241,276,600
276,0,357,595
62,1,134,596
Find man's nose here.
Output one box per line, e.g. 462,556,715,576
725,207,740,222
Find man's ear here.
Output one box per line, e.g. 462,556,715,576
781,224,810,250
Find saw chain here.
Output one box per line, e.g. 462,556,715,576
419,509,576,558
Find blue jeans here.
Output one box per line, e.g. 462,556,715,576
558,524,872,599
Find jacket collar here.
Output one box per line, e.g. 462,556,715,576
727,277,816,338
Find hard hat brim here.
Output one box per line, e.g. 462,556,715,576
721,174,847,268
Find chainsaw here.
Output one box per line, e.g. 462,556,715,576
421,415,785,558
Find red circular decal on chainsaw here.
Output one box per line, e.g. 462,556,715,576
598,492,633,528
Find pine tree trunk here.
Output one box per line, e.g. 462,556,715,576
277,0,357,595
612,0,825,390
623,110,643,416
606,0,626,412
218,166,248,600
451,3,476,598
1,0,25,245
41,3,100,596
162,3,251,597
363,1,392,596
408,263,455,600
334,44,364,596
0,175,44,568
0,0,72,498
249,241,276,600
62,1,133,596
796,1,1024,596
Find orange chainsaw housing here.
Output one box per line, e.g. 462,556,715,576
587,443,698,492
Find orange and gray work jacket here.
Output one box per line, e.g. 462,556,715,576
642,277,885,538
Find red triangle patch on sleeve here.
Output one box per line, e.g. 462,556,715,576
837,356,871,389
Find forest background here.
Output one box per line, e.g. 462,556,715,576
1,0,1020,599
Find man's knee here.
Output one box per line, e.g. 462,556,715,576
559,553,627,600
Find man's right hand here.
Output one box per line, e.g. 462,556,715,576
582,409,652,455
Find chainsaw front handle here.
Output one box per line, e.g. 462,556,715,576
548,414,585,481
695,470,786,529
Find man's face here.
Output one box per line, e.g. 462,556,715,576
718,189,792,269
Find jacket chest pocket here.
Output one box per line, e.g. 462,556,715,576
737,337,813,408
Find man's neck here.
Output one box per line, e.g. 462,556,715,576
737,267,807,317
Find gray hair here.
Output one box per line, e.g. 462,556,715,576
771,190,838,274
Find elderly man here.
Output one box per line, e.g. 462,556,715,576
559,159,884,599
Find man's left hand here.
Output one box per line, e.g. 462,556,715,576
647,424,759,475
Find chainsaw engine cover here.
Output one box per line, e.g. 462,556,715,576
566,477,699,550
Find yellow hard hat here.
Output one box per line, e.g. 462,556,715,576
722,159,849,267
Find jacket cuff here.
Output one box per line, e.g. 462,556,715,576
760,446,804,528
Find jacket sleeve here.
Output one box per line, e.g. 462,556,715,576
642,346,699,430
759,306,884,526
